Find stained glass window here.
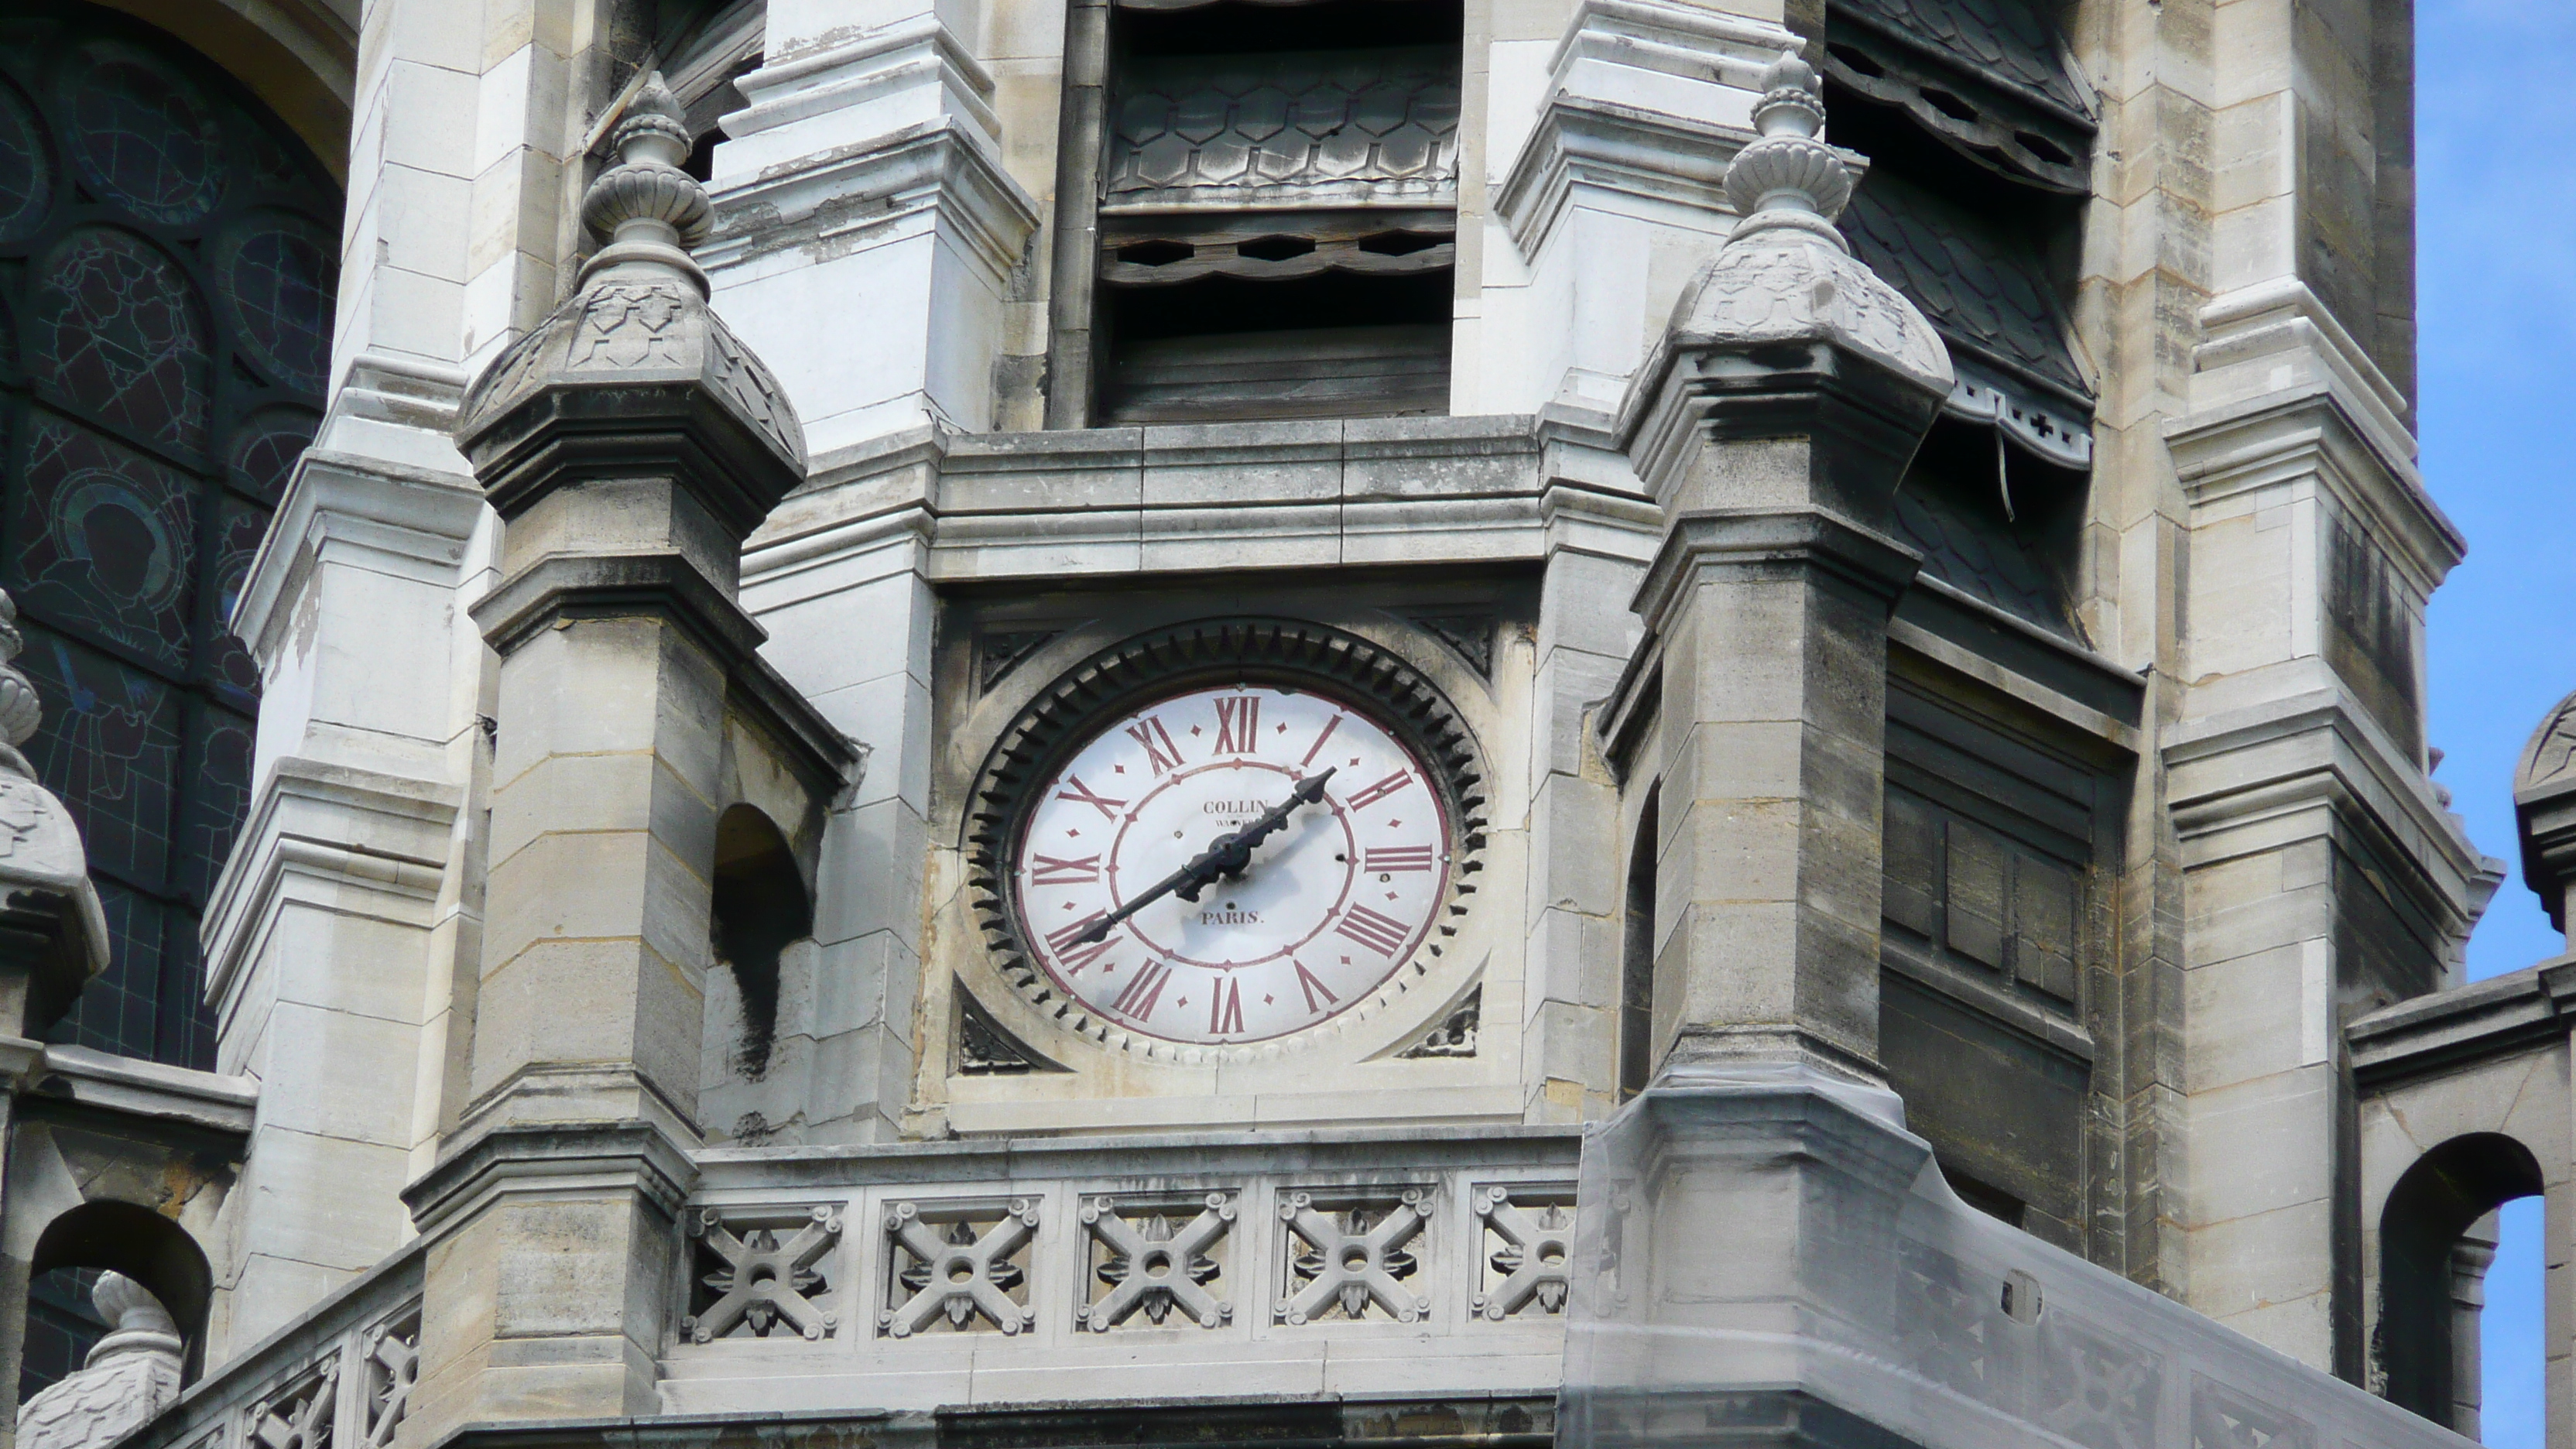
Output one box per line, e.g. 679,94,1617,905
0,2,340,1073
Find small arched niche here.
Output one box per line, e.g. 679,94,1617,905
2377,1132,2545,1431
28,1201,213,1384
707,804,814,1088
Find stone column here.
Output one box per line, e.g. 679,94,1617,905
402,77,807,1436
1607,57,1949,1084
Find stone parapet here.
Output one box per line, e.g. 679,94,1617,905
662,1125,1581,1410
1558,1065,2476,1449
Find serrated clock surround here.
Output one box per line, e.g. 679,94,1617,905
965,619,1488,1062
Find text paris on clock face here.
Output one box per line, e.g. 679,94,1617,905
1010,683,1452,1045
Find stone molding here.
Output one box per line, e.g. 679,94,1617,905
231,448,485,670
463,553,858,796
402,1119,697,1238
1629,507,1923,635
1557,1065,2474,1449
740,418,1553,591
1495,100,1742,263
29,1046,259,1136
2163,687,2495,929
2347,957,2576,1088
2167,367,2464,607
1495,0,1800,259
731,16,1003,152
706,119,1038,299
198,757,462,1018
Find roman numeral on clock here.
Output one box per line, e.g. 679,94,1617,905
1126,716,1184,775
1365,845,1436,873
1334,904,1413,957
1110,961,1173,1021
1209,976,1244,1035
1293,961,1338,1012
1045,913,1117,974
1344,770,1412,812
1029,853,1100,885
1056,776,1127,819
1214,695,1261,754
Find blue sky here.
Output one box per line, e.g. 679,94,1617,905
2418,0,2576,1440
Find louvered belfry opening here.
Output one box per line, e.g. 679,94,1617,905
1824,0,2098,640
1093,0,1461,423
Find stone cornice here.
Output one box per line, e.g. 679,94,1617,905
403,1118,699,1238
2347,957,2576,1090
705,118,1040,296
1497,97,1742,262
738,418,1554,591
199,756,463,1016
30,1045,259,1136
2167,375,2464,604
1628,507,1923,635
234,446,485,670
2163,683,2498,932
467,554,860,794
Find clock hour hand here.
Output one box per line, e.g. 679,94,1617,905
1070,768,1336,946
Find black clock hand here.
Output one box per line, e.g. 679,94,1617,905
1071,768,1336,946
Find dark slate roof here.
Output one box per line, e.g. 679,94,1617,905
1834,0,2091,123
1892,486,2079,639
1841,172,2090,403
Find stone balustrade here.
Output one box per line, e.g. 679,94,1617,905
117,1245,422,1449
663,1125,1583,1410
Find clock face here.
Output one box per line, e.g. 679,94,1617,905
1009,683,1453,1046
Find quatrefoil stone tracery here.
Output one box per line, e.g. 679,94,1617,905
684,1205,843,1341
1275,1188,1433,1324
1471,1186,1574,1319
880,1199,1040,1336
1078,1193,1235,1331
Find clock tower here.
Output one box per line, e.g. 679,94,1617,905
15,0,2524,1444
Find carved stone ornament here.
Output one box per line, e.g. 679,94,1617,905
683,1205,843,1341
17,1275,186,1449
1077,1193,1235,1331
2514,690,2576,800
2513,688,2576,928
880,1200,1040,1336
248,1353,340,1449
1471,1187,1573,1319
1657,52,1952,400
1275,1189,1433,1324
0,588,111,1006
454,71,804,531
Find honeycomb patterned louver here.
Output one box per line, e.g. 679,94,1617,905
1105,47,1461,204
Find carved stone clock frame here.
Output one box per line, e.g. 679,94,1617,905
914,582,1539,1136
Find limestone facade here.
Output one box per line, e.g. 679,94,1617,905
0,0,2556,1445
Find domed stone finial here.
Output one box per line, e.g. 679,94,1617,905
15,1276,183,1449
0,590,41,755
1634,49,1951,416
456,67,805,529
578,72,714,293
2514,689,2576,936
1722,50,1849,247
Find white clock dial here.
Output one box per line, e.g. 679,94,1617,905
1010,683,1452,1045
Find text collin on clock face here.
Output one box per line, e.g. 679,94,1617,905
1010,683,1452,1045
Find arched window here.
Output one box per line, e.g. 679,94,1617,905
2377,1132,2546,1433
0,2,339,1067
1617,783,1659,1101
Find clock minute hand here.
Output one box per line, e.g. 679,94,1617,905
1069,768,1337,946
